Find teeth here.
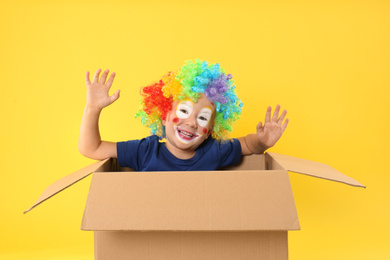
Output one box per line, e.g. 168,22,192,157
179,130,193,138
174,125,200,144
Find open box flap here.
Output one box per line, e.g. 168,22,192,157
267,152,365,188
81,170,300,231
24,158,111,214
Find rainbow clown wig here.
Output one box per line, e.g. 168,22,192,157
135,59,243,141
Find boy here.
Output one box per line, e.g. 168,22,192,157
79,60,288,171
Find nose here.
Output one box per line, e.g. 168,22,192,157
184,115,198,128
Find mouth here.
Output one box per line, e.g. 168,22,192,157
174,126,201,144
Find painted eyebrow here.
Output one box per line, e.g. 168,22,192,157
199,108,212,115
177,101,193,109
198,111,211,117
180,100,193,106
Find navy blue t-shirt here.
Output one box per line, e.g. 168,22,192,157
117,135,242,171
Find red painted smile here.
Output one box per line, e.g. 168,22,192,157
177,129,199,140
174,126,201,144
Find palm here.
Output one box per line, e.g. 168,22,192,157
85,69,119,109
87,82,112,108
257,105,288,149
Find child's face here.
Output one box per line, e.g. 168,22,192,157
163,93,215,155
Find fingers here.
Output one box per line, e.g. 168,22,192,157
274,104,289,132
265,106,272,123
85,71,91,86
277,109,287,125
109,89,120,104
256,121,263,131
281,118,289,132
264,105,289,130
256,121,265,136
105,72,116,88
92,68,102,83
99,69,110,84
272,105,281,122
90,68,115,86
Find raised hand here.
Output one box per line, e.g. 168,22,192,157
256,105,289,149
85,69,120,110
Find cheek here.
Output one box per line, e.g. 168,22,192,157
202,128,208,135
172,117,179,124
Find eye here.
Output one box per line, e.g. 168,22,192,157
176,100,193,119
197,107,212,128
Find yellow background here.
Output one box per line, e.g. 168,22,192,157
1,0,389,259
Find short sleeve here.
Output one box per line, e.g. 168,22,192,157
218,138,242,168
116,136,158,171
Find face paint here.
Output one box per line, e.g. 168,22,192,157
176,100,193,119
174,125,201,144
197,107,212,128
164,94,215,154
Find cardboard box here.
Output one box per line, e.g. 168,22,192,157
25,152,365,260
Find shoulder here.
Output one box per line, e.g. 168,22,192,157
198,137,241,154
118,135,160,146
140,135,160,146
116,135,161,154
116,135,161,170
199,137,241,167
201,137,240,148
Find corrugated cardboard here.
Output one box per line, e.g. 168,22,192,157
25,152,365,260
94,231,288,260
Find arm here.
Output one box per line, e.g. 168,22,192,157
238,105,289,156
78,69,120,160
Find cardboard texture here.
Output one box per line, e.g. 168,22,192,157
26,152,365,260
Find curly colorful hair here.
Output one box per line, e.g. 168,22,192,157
135,59,243,141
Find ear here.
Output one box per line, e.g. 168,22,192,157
207,129,212,138
207,114,216,138
207,123,215,138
